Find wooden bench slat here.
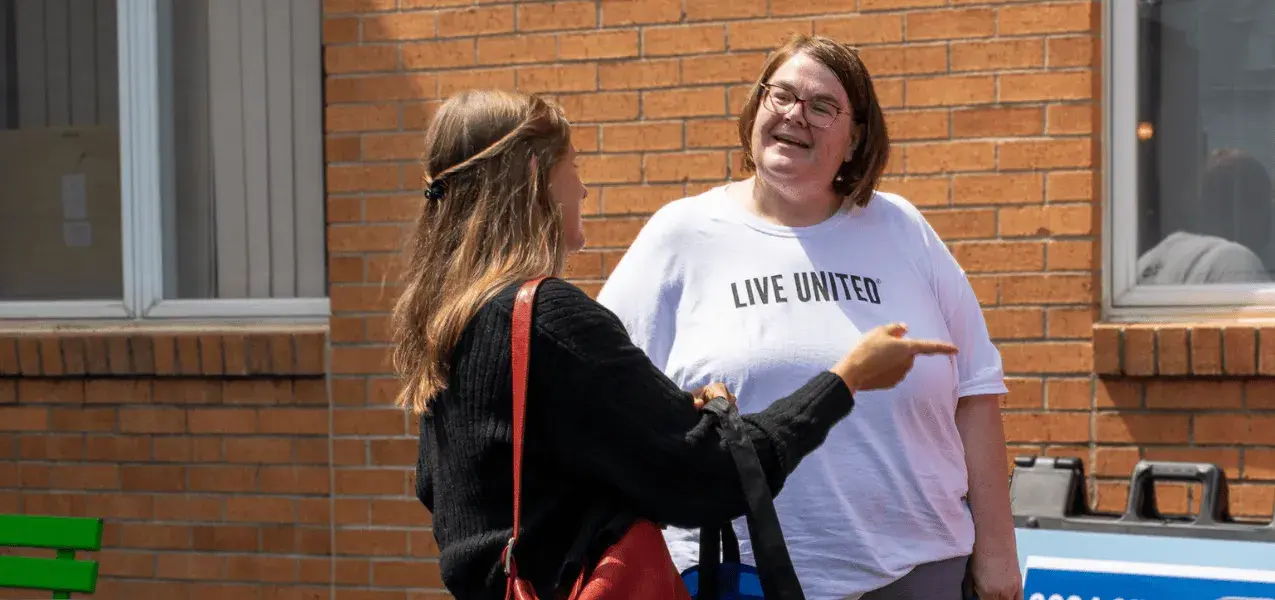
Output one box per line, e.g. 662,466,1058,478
0,555,98,593
0,515,103,551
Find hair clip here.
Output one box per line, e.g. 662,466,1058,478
425,178,447,201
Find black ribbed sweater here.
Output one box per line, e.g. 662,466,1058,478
415,278,854,599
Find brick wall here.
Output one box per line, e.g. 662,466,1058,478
0,330,332,600
7,1,1275,599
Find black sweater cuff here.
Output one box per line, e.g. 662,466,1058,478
742,371,854,492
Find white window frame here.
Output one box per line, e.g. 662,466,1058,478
0,0,329,323
1103,0,1275,322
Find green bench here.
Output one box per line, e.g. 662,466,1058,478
0,514,103,598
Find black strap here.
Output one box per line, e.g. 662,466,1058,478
697,397,805,600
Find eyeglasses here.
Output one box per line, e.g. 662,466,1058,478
759,83,846,129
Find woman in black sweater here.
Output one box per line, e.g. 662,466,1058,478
392,89,958,600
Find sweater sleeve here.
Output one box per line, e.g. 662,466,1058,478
528,280,854,528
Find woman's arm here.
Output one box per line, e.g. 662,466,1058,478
914,207,1021,598
957,394,1022,599
529,280,854,528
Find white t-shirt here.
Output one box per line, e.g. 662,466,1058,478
1136,230,1271,284
596,183,1008,600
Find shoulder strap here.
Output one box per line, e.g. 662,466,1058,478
700,397,806,600
502,277,547,582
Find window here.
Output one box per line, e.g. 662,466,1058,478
0,0,327,321
1106,0,1275,319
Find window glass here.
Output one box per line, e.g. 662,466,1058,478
1136,0,1275,286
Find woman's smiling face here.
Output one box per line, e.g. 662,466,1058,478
749,51,858,195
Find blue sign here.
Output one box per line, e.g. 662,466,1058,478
1024,556,1275,600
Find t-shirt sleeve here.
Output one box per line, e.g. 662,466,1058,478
595,208,683,371
916,213,1009,398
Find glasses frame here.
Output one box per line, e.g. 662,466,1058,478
758,83,847,129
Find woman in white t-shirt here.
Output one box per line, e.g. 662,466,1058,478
597,35,1022,600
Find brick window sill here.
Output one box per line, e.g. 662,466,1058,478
1092,322,1275,377
0,325,327,378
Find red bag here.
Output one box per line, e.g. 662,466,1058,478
503,277,692,600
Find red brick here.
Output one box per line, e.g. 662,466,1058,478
1190,326,1224,375
999,139,1093,170
729,19,813,51
644,88,728,119
559,30,639,60
324,17,360,44
685,0,765,21
582,219,647,248
436,6,515,37
599,59,680,91
1003,413,1088,443
325,46,397,74
1047,171,1095,201
556,92,641,122
999,2,1094,35
953,241,1044,273
601,185,685,214
859,0,947,10
815,14,904,44
325,0,396,12
1000,274,1092,305
886,110,949,141
923,208,996,240
1000,72,1093,103
519,2,596,31
879,177,950,206
601,122,683,152
984,307,1043,340
999,204,1093,237
590,0,674,24
906,75,995,107
476,34,555,65
1047,240,1094,271
646,151,728,182
643,25,726,57
951,39,1044,71
517,64,598,93
1225,326,1259,375
683,53,768,85
953,174,1044,205
362,12,436,41
1049,36,1096,68
1047,104,1094,135
438,68,516,96
326,104,398,133
999,342,1092,374
905,141,995,174
953,107,1044,138
905,9,995,41
1096,414,1189,445
860,45,949,77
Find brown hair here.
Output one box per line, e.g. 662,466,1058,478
392,89,572,414
737,34,890,208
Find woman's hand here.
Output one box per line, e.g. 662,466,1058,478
969,545,1023,600
831,323,958,392
691,382,735,410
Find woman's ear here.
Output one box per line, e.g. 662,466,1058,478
847,123,865,156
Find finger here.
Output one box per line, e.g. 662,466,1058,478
883,322,908,337
905,339,959,355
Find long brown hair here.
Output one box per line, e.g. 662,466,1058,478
737,34,891,208
392,89,572,414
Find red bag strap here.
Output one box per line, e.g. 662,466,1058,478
503,277,547,586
